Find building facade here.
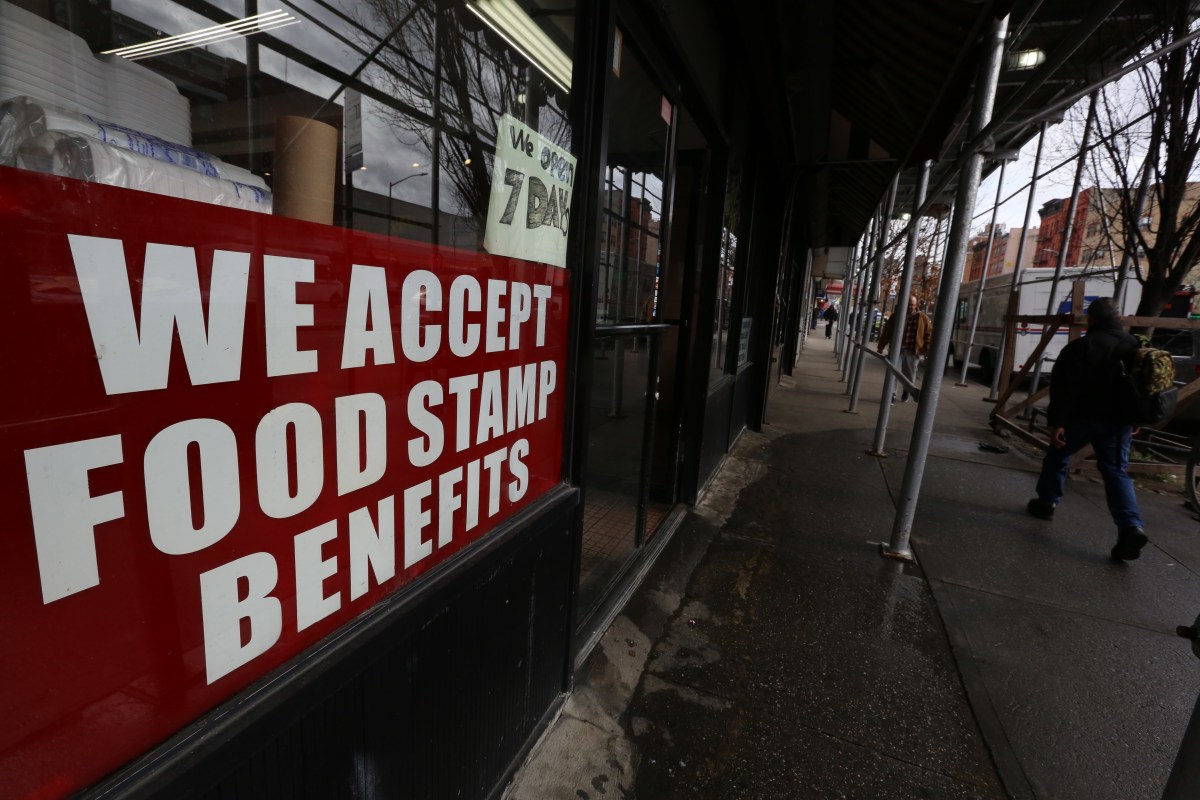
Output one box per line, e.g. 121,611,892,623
1034,183,1200,275
3,0,1176,797
966,224,1008,281
0,1,804,796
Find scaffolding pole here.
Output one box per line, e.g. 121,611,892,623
842,233,872,381
847,211,881,393
884,14,1008,562
873,161,936,453
988,121,1049,400
871,161,932,454
850,174,899,412
1029,90,1098,393
836,242,861,366
958,157,1015,386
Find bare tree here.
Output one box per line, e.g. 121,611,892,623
912,209,950,311
355,0,571,240
1085,0,1200,320
876,218,909,313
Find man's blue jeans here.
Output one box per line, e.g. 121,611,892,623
1035,420,1143,529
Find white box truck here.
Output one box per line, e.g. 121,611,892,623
950,267,1142,379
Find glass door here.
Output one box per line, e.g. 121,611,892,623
577,32,676,617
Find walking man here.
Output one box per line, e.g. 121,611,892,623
1026,297,1148,561
877,295,932,401
823,304,838,339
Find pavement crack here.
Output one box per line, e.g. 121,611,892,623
932,578,1186,637
1149,542,1200,581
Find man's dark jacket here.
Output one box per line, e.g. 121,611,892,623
1047,321,1138,427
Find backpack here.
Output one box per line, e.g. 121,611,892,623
1115,335,1178,424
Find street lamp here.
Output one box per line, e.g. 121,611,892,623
388,171,430,237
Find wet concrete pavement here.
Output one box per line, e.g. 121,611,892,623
504,333,1200,800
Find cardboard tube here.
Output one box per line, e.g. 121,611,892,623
272,116,337,225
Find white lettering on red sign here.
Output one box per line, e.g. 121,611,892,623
23,235,562,685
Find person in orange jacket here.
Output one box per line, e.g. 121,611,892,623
877,295,933,402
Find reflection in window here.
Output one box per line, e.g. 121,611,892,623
598,166,662,325
710,160,742,384
0,0,575,253
711,226,737,379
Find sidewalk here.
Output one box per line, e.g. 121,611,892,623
505,333,1200,800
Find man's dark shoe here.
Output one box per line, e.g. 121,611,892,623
1026,498,1055,520
1110,526,1149,561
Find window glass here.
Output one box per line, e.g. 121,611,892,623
2,0,574,245
0,1,577,796
710,159,741,384
598,165,663,325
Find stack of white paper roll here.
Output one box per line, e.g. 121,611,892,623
0,0,190,145
15,131,272,213
0,0,274,213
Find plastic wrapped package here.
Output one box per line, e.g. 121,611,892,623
17,131,272,214
0,97,264,187
1,97,267,190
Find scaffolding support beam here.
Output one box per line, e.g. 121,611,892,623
871,161,932,454
988,121,1049,401
884,14,1008,562
850,174,899,413
957,157,1013,387
1029,90,1098,393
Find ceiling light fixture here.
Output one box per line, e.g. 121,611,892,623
102,10,298,61
1008,48,1046,71
466,0,572,93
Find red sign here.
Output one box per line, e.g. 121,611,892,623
0,167,569,798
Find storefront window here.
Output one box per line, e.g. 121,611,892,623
598,165,663,325
0,0,576,795
1,0,575,243
710,160,742,384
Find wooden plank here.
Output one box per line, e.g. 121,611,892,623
996,291,1019,404
991,321,1062,419
1002,385,1049,419
1068,282,1085,342
992,415,1048,448
1124,316,1200,330
1011,316,1200,330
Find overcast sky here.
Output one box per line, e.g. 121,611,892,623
969,63,1178,233
972,122,1081,232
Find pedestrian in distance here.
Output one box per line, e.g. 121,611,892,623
1025,297,1148,562
812,301,822,329
823,304,838,339
877,295,932,402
